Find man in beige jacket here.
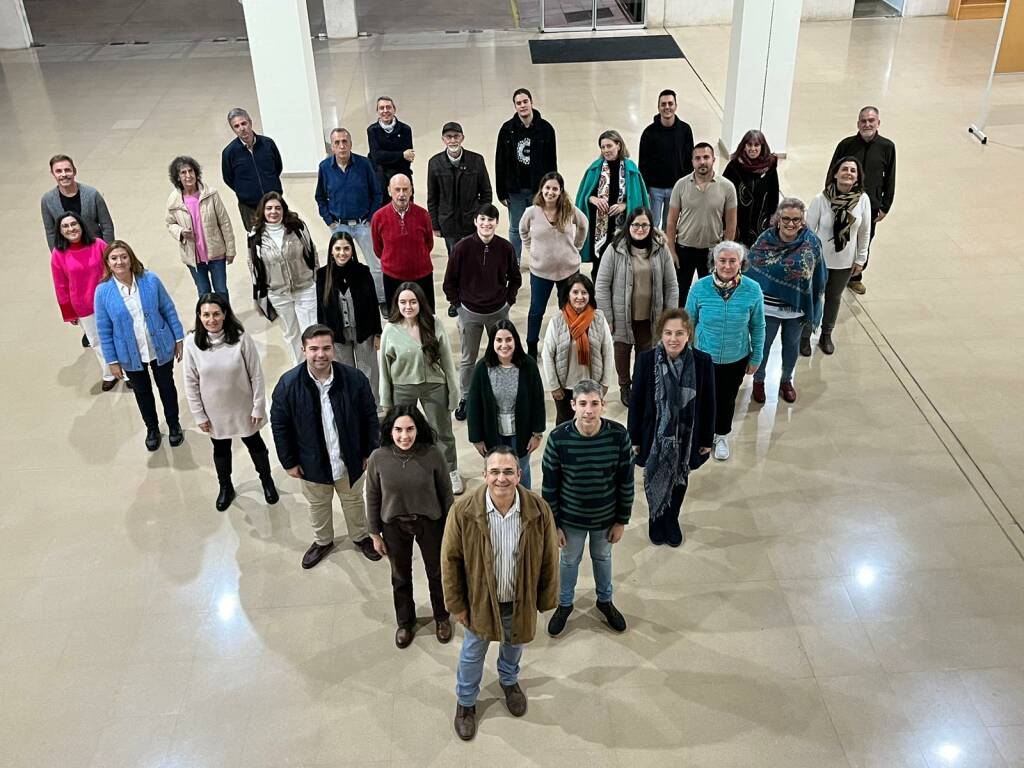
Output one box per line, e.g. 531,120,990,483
441,446,559,741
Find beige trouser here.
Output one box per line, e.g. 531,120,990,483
301,474,368,546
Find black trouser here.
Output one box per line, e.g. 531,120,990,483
803,267,852,340
125,358,179,430
381,515,448,629
676,246,711,308
650,483,688,537
553,388,574,425
848,216,878,284
237,202,257,232
383,272,435,314
713,357,748,436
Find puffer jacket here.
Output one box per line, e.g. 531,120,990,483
540,308,614,391
165,184,236,267
594,239,678,344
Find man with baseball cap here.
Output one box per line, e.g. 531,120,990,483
427,121,493,258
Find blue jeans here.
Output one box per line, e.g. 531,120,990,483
506,190,533,263
496,435,532,489
753,315,803,384
558,524,614,607
188,259,228,300
331,221,384,303
456,603,522,707
527,273,570,346
649,187,673,231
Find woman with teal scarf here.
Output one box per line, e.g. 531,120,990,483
747,197,826,405
575,130,649,281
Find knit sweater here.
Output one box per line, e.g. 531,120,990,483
379,322,460,410
541,418,634,530
182,331,266,439
684,275,766,366
51,239,107,322
365,444,454,533
370,203,434,280
519,205,588,281
442,233,521,313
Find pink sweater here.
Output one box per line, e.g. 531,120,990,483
51,239,107,322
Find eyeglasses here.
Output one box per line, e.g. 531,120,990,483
630,222,652,230
779,216,803,225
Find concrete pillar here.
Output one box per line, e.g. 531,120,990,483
720,0,802,155
323,0,358,38
240,0,325,174
0,0,32,49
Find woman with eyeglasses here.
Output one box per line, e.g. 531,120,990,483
595,206,678,407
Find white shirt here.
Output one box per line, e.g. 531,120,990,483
485,488,522,603
308,365,346,482
806,192,872,271
115,276,156,362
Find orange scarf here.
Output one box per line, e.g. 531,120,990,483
562,304,595,367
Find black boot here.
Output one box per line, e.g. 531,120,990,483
213,453,235,511
249,448,279,505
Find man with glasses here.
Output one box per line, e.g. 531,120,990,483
427,121,493,257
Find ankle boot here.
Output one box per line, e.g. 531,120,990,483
213,453,235,511
250,448,279,505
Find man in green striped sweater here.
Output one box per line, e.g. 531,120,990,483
542,379,634,636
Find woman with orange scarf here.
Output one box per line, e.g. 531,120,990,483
540,273,615,424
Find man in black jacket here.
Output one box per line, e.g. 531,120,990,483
270,324,382,569
827,106,896,295
638,89,694,230
427,122,493,256
494,88,557,262
221,107,284,231
367,96,414,208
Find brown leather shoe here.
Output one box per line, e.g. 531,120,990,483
435,618,453,644
395,626,414,649
752,381,766,404
101,379,118,392
301,541,334,569
779,381,797,403
501,682,528,717
847,280,866,295
454,704,477,741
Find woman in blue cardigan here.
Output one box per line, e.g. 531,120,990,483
685,240,765,462
575,130,649,281
95,240,186,451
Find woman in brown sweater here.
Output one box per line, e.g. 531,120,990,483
366,404,455,649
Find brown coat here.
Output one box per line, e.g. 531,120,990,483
441,485,559,644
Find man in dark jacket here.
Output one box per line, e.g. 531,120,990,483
494,88,557,262
367,96,414,208
427,122,493,255
638,89,694,230
220,107,284,231
270,324,381,569
827,105,896,295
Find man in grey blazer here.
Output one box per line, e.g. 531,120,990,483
41,154,115,251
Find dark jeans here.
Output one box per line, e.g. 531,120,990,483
383,272,435,315
506,189,533,262
713,357,748,435
237,202,257,232
553,388,574,425
847,216,877,283
676,246,711,308
125,358,179,430
754,316,802,385
211,432,267,459
803,267,852,339
187,259,229,300
380,515,448,629
613,320,654,389
527,273,571,346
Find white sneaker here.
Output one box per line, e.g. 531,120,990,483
450,470,465,495
713,435,730,461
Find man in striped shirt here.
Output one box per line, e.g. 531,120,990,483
542,379,634,636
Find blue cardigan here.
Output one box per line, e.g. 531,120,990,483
685,275,766,367
94,271,184,371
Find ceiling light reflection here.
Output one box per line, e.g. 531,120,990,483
935,743,962,763
217,593,239,622
855,565,877,588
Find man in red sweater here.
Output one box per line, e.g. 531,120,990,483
371,174,436,312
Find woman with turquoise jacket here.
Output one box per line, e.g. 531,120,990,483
575,130,649,281
95,240,186,452
685,240,765,462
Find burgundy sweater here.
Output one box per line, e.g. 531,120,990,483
442,233,521,314
370,202,434,280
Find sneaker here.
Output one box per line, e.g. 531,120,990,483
547,604,573,636
799,336,812,357
450,470,465,495
454,399,467,421
847,281,866,295
752,381,766,404
818,333,835,355
501,682,528,717
779,381,797,403
713,435,730,461
596,600,627,632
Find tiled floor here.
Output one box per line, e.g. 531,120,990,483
2,11,1024,768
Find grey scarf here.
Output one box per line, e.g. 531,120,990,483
644,343,696,520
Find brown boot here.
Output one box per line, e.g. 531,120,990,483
501,682,528,717
454,704,477,740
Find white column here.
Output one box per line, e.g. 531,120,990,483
323,0,358,38
0,0,32,50
240,0,325,174
720,0,802,156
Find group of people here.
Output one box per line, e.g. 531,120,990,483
44,89,895,741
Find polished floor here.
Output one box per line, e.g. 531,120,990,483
2,12,1024,768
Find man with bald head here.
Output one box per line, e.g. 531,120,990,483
371,174,437,311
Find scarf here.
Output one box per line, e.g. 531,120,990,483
594,159,626,250
747,226,825,328
644,343,696,521
737,151,778,176
562,304,595,367
207,329,225,348
328,258,354,296
823,182,861,252
379,119,396,134
712,271,741,301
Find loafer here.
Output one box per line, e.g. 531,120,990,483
454,704,477,741
435,617,453,644
447,304,459,318
501,682,528,717
847,281,866,295
596,600,627,633
168,424,185,447
454,399,467,421
395,625,415,649
818,333,835,355
145,428,161,452
101,378,118,392
752,381,766,404
779,381,797,403
799,337,812,357
301,541,334,569
357,537,382,562
619,383,630,408
215,483,236,512
547,604,573,637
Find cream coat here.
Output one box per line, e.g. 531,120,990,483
540,308,615,392
165,184,236,268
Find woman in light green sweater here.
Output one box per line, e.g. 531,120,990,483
379,281,463,493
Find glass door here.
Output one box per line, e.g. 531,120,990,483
538,0,646,31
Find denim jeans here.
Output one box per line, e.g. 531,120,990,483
496,434,532,489
456,602,522,707
558,524,614,606
506,190,533,263
188,259,228,300
527,273,570,346
332,221,384,303
649,187,673,231
753,315,803,385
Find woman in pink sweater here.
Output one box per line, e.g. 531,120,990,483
50,211,117,390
